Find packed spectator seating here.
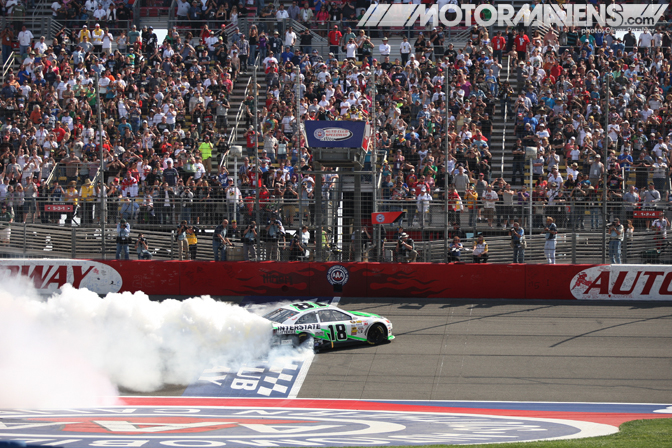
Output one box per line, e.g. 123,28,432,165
0,0,672,263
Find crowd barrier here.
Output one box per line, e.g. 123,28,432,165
2,259,672,301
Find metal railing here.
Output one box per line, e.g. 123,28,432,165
0,219,666,264
219,54,260,173
1,51,16,83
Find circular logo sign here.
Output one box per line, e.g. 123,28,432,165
375,213,386,223
0,405,617,447
326,265,349,286
314,129,326,140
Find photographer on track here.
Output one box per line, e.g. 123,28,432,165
608,218,624,264
242,221,258,261
396,232,417,263
135,232,152,260
175,220,190,260
265,217,285,261
213,218,234,261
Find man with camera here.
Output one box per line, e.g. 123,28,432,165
608,218,624,264
175,220,189,260
242,221,258,261
213,218,233,261
116,218,131,260
135,233,152,260
396,233,417,263
265,218,285,261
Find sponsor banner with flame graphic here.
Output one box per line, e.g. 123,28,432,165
4,259,672,302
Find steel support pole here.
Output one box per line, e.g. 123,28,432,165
354,172,362,262
254,65,261,260
315,164,322,261
443,73,450,262
602,74,610,264
370,70,378,262
96,72,106,258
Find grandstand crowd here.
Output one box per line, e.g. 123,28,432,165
0,0,672,259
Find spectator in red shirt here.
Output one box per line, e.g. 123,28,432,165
514,29,530,62
492,31,506,64
328,25,342,59
53,122,66,143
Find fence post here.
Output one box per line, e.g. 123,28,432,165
171,230,175,260
71,227,76,259
571,231,577,264
22,222,26,256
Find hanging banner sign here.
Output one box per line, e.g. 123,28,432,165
371,212,404,225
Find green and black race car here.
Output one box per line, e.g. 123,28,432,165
263,301,394,350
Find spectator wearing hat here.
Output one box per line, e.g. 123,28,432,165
91,23,104,54
396,232,417,263
328,25,342,58
379,36,390,57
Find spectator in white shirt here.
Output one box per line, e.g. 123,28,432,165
284,26,297,50
18,26,34,60
33,36,48,56
379,37,391,56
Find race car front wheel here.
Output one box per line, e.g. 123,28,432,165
367,324,388,345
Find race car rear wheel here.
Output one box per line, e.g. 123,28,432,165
367,324,388,345
292,333,310,348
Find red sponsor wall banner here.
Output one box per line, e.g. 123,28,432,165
3,259,671,301
525,264,589,301
101,260,181,296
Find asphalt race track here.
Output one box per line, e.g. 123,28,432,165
2,297,671,447
123,297,672,403
298,298,672,403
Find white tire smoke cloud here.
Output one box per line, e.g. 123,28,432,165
0,276,284,408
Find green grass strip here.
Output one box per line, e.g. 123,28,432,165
340,418,672,448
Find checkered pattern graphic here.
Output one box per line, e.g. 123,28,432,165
184,358,309,398
257,363,298,396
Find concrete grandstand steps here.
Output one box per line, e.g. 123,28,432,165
223,64,267,173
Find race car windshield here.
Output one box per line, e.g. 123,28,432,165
263,308,300,323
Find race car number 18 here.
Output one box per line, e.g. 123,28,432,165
328,324,347,341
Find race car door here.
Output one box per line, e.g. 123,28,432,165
317,309,352,343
